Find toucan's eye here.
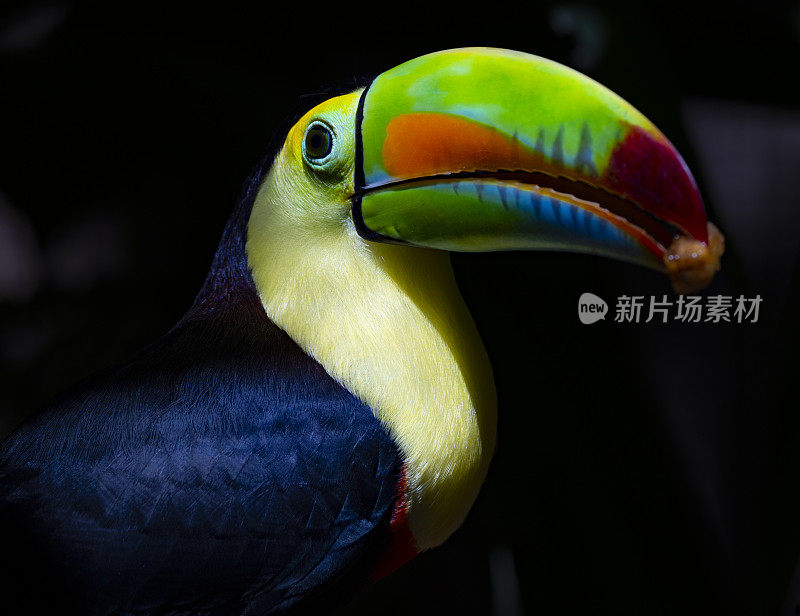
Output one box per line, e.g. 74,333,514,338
304,124,333,161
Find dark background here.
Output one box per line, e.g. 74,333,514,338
1,2,799,614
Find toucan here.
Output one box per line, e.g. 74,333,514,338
0,48,723,614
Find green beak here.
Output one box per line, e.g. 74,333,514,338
352,47,723,292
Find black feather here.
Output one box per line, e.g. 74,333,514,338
0,94,401,615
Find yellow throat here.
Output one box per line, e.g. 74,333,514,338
245,92,497,551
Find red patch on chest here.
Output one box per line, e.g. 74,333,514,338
371,464,418,581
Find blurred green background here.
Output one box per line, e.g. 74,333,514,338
1,2,799,614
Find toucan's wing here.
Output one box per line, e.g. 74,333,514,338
0,301,401,615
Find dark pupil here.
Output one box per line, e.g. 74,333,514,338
306,128,331,158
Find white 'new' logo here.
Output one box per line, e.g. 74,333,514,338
578,292,608,324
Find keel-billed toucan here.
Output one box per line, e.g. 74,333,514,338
0,48,723,614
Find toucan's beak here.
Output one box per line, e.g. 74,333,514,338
352,47,723,293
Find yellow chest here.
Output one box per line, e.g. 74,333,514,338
246,141,497,551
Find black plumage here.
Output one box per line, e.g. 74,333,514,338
0,128,401,614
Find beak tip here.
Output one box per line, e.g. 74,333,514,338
664,222,725,294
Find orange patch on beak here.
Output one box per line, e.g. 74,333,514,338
381,113,561,180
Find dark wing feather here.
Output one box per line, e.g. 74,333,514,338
0,300,401,615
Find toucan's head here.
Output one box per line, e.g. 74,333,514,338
249,47,723,298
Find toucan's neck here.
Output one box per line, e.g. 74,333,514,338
245,162,497,551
